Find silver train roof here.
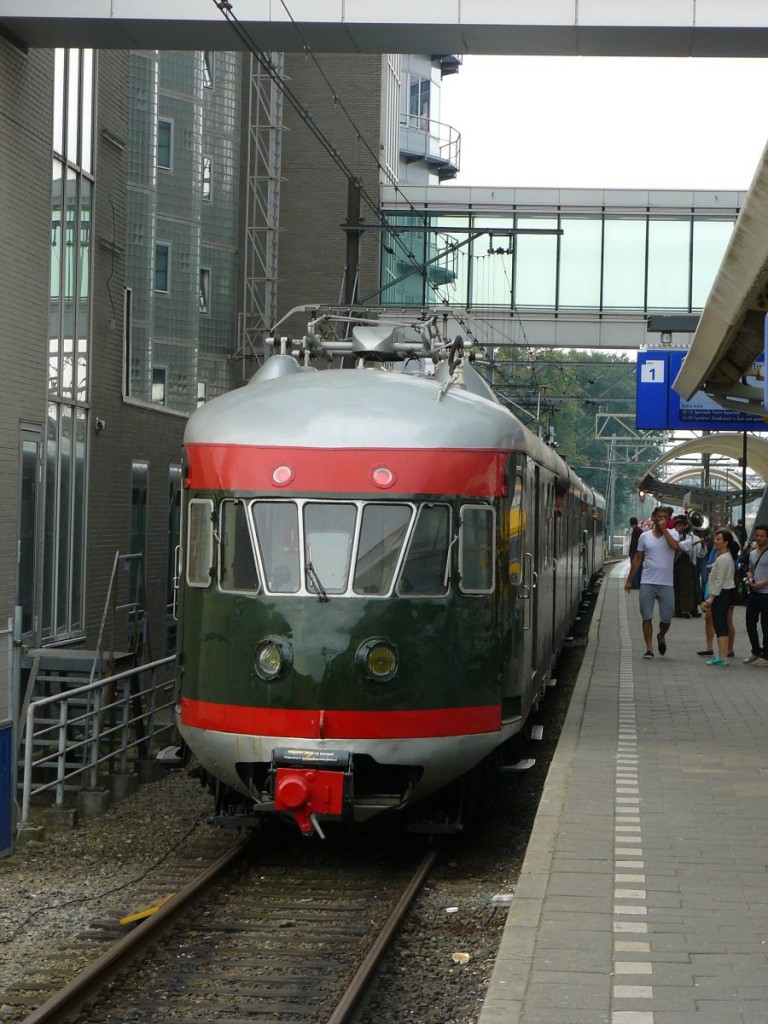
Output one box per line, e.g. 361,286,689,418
185,357,590,492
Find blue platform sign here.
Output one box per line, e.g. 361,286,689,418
636,349,768,431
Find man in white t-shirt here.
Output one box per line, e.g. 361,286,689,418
624,506,680,659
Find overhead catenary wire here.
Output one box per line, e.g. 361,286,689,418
212,0,539,355
212,0,490,341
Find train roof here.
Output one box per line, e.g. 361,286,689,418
185,358,598,497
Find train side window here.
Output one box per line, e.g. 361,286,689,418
219,499,260,593
304,502,357,594
353,503,412,595
252,501,301,593
459,505,496,594
507,475,523,585
186,498,214,588
397,504,451,596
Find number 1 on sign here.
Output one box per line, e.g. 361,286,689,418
640,360,665,383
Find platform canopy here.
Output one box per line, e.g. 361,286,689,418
673,140,768,416
632,475,763,513
634,435,768,518
639,435,768,484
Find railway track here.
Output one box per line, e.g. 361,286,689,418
20,831,437,1024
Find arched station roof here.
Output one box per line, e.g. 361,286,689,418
641,435,768,484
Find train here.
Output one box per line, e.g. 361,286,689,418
175,311,605,837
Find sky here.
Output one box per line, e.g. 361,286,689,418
439,56,768,191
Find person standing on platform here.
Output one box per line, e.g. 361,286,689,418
743,523,768,665
624,506,680,659
697,541,736,659
701,529,739,666
733,518,748,549
628,516,643,589
674,518,700,618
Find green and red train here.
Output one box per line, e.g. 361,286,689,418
176,318,604,836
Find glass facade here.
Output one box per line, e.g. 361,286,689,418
126,50,241,412
45,48,94,642
380,208,736,314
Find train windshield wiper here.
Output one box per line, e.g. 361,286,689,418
305,561,329,602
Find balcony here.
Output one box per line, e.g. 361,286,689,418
399,114,461,182
433,54,463,78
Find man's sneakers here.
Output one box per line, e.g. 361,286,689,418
657,633,667,656
743,653,760,663
754,657,768,667
643,650,654,659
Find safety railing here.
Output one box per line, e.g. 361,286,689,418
0,619,14,723
19,655,176,825
398,113,461,173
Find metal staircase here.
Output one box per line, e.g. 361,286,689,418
18,551,147,796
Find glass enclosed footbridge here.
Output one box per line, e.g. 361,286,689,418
375,185,744,351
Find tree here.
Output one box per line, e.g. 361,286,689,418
482,346,665,527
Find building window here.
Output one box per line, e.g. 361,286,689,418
647,218,691,311
602,217,647,310
155,243,170,292
152,366,167,405
407,74,430,129
157,118,172,169
515,216,558,308
202,155,212,202
203,51,214,89
44,48,94,643
199,267,210,313
19,429,41,639
197,381,207,408
692,219,734,308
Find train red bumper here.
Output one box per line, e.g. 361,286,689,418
274,766,346,835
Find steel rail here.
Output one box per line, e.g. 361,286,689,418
326,845,438,1024
20,834,254,1024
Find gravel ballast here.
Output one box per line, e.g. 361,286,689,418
0,599,591,1024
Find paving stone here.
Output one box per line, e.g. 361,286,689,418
478,568,768,1024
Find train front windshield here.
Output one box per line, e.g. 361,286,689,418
250,500,450,597
188,497,495,598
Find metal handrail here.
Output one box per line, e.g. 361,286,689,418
398,113,461,170
20,655,176,826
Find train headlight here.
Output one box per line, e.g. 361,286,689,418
356,638,399,682
253,636,293,681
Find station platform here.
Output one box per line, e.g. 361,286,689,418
479,561,768,1024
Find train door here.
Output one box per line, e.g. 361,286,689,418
505,462,533,718
524,461,539,695
533,466,554,687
